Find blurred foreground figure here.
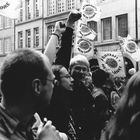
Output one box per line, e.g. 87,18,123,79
101,71,140,140
0,48,66,140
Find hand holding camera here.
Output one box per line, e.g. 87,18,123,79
37,119,68,140
54,21,66,37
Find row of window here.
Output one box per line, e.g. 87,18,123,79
101,14,128,40
48,0,75,15
0,16,12,29
47,14,128,42
0,38,12,54
19,0,40,22
17,13,128,49
18,27,40,48
88,14,128,41
19,0,76,22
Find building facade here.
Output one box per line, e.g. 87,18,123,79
0,15,14,67
43,0,140,71
15,0,43,52
95,0,140,50
15,0,140,53
0,0,140,70
93,0,140,71
15,0,81,52
43,0,81,50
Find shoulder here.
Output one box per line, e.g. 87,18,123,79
93,88,106,98
0,126,10,140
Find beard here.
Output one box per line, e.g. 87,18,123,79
71,71,87,82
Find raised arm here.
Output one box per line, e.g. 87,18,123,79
55,11,81,69
44,21,66,65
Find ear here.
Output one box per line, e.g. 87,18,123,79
54,79,59,86
32,79,42,96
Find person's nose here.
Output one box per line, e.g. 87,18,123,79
70,76,74,82
79,68,85,73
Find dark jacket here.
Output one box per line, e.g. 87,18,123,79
48,86,78,140
72,81,96,140
55,27,73,69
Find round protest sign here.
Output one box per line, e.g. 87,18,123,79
82,4,97,20
126,41,137,53
79,23,91,36
76,39,92,54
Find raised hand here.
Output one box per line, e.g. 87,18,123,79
67,10,82,28
54,21,66,36
37,120,67,140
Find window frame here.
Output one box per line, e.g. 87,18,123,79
18,31,23,48
25,29,31,48
34,27,40,48
116,13,128,38
101,17,112,41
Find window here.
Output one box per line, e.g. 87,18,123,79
67,0,75,10
34,27,39,48
4,17,12,28
0,39,3,54
35,0,39,17
117,14,128,37
48,0,56,15
48,25,55,40
0,16,3,29
100,0,105,3
18,31,23,48
19,9,23,22
57,0,65,13
26,29,31,48
4,38,11,53
87,21,97,41
19,1,23,22
26,0,31,20
102,17,112,40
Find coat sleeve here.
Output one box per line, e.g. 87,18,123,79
55,27,73,70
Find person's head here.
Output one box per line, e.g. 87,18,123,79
119,71,140,116
69,54,90,81
127,68,136,80
92,68,109,88
0,48,54,111
52,65,74,91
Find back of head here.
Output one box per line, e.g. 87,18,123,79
103,71,140,140
0,48,50,106
92,69,108,87
52,64,64,81
69,54,90,71
123,71,140,113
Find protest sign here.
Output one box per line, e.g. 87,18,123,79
97,51,126,77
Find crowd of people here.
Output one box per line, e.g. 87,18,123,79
0,10,139,140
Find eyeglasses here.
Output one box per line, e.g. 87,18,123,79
60,74,71,79
46,78,55,85
73,66,88,72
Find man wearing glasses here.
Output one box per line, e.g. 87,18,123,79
0,48,66,140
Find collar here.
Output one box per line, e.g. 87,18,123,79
0,104,20,135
